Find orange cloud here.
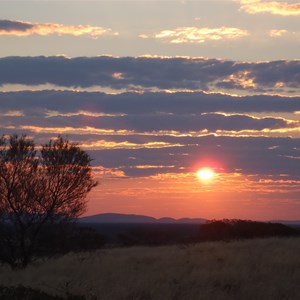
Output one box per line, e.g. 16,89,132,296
45,110,126,118
0,19,118,37
239,0,300,16
269,29,288,37
0,110,24,117
269,29,300,39
140,26,249,43
222,71,256,89
79,140,183,150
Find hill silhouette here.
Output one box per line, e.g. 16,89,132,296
79,213,207,224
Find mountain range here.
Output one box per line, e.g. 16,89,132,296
79,213,207,224
79,213,300,225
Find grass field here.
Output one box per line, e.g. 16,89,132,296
1,237,300,300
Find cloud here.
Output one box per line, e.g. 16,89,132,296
0,110,24,117
3,113,297,133
1,91,299,116
268,29,300,40
0,19,118,37
0,19,33,32
140,26,249,43
0,92,299,177
269,29,288,37
86,135,300,177
1,132,284,179
238,0,300,16
0,56,299,94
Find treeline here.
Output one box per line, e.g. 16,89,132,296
40,219,300,250
0,285,85,300
116,220,299,246
1,219,299,266
199,219,299,241
0,223,105,266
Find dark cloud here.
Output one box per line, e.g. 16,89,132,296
78,113,294,132
0,66,299,180
0,91,299,115
2,113,296,132
0,20,33,32
0,56,299,93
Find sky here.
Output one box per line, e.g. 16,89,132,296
0,0,300,220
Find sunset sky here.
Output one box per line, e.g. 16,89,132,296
0,0,300,220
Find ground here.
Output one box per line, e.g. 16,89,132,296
1,237,300,300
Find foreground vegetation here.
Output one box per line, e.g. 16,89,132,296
1,237,300,300
0,135,97,268
0,286,85,300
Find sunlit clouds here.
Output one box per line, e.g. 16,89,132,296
238,0,300,16
268,29,300,41
0,2,299,61
0,0,300,219
0,56,299,95
269,29,288,37
0,19,118,38
140,27,249,44
221,71,256,89
0,110,24,117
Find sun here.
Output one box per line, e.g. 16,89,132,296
196,167,215,181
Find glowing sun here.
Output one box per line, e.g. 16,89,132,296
196,168,215,181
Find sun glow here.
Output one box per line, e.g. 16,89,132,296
196,168,215,181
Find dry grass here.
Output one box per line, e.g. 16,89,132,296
1,237,300,300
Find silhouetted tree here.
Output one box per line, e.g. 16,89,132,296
0,135,97,268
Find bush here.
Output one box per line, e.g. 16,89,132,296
35,223,106,256
0,285,85,300
200,219,299,241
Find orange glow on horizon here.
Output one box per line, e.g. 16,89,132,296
86,170,300,221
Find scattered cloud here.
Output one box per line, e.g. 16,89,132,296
140,26,249,43
1,121,300,178
3,129,296,178
0,56,299,95
268,29,300,40
0,19,118,37
221,71,256,89
1,88,300,178
0,55,299,180
269,29,288,37
87,135,300,178
0,110,24,117
238,0,300,16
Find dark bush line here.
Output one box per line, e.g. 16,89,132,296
0,222,106,266
199,219,299,242
1,220,299,265
116,220,300,246
0,286,85,300
35,223,107,256
117,226,197,246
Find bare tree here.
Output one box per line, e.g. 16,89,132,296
0,135,97,268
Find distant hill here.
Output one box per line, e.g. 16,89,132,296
79,213,300,226
79,213,207,224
